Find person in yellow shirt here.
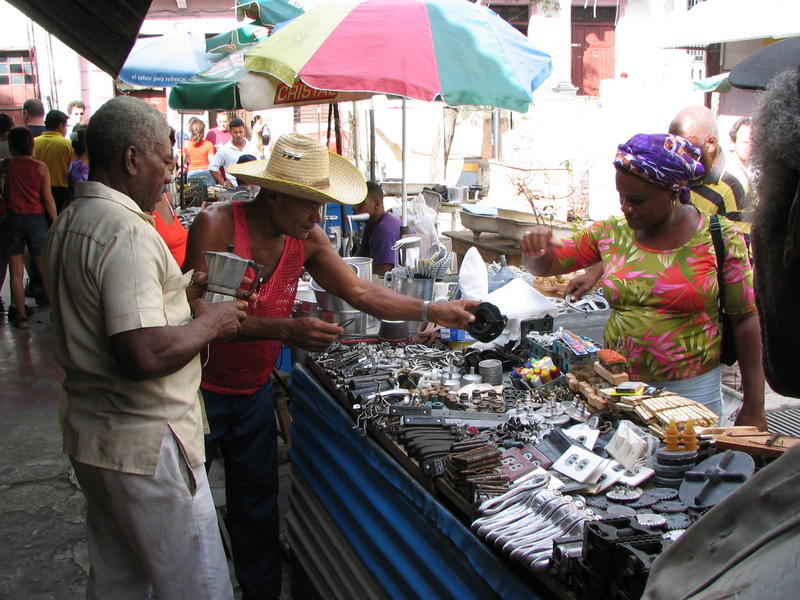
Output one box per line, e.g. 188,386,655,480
33,110,73,214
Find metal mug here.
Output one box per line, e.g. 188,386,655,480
202,250,262,303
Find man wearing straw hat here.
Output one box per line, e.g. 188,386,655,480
184,132,478,599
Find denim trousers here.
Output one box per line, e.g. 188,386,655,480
202,381,280,599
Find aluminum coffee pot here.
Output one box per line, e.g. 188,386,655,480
202,250,262,303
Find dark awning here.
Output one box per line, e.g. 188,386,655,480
6,0,153,77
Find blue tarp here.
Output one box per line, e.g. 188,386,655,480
289,365,545,600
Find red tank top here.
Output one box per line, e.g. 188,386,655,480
153,203,188,267
201,201,304,395
5,156,46,214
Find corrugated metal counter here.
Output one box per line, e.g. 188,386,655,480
287,364,548,600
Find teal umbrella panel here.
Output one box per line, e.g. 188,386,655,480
168,50,372,110
235,0,303,26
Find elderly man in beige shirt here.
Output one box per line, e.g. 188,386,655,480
43,96,247,599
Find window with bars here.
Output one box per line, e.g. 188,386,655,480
486,3,530,35
0,50,36,86
572,6,617,22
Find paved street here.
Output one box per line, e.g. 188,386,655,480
0,303,291,599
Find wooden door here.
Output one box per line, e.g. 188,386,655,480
118,88,167,114
0,50,40,125
571,23,615,97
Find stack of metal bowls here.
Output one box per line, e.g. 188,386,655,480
479,359,503,385
310,257,377,336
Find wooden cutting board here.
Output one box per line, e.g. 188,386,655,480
701,426,800,457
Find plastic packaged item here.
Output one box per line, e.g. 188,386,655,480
487,255,517,292
606,420,660,471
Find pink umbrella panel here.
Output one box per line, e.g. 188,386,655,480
244,0,553,113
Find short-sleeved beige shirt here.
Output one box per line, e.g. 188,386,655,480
43,181,205,475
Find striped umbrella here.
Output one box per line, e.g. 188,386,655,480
235,0,304,26
119,31,221,87
243,0,552,113
205,23,271,55
168,50,372,110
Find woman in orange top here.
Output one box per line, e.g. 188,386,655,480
152,191,188,267
150,128,189,267
182,118,214,185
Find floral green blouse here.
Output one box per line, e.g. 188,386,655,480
552,212,755,381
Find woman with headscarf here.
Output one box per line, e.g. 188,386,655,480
522,133,766,428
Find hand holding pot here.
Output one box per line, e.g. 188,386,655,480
193,298,248,342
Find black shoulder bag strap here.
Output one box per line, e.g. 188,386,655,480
709,214,725,298
710,214,737,366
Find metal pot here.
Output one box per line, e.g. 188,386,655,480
295,281,316,303
294,299,318,319
384,269,434,300
319,309,371,336
344,256,373,282
311,280,356,312
447,186,468,204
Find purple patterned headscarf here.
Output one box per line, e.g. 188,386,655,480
613,133,705,204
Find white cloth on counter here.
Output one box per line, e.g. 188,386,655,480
471,278,558,349
458,246,489,300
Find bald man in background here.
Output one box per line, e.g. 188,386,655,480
668,105,752,235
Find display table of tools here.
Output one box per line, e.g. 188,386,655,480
285,332,796,600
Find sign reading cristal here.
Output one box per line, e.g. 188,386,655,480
274,81,337,104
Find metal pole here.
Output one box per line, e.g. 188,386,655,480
333,103,349,256
401,97,407,228
351,101,360,173
492,108,502,159
369,99,376,182
179,113,185,209
443,107,447,182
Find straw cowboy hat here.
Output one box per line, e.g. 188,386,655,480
229,133,367,205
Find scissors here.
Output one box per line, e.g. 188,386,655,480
337,318,355,330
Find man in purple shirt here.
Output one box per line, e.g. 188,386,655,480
353,181,401,276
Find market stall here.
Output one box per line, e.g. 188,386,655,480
287,364,545,599
282,283,797,599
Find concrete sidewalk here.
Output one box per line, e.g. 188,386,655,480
0,306,87,599
0,306,291,599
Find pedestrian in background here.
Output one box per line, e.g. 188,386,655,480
0,112,12,159
182,117,215,186
33,109,73,214
65,99,85,138
22,98,45,138
3,125,56,328
65,123,88,208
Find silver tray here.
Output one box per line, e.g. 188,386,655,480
459,210,498,240
495,217,534,241
496,217,577,242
